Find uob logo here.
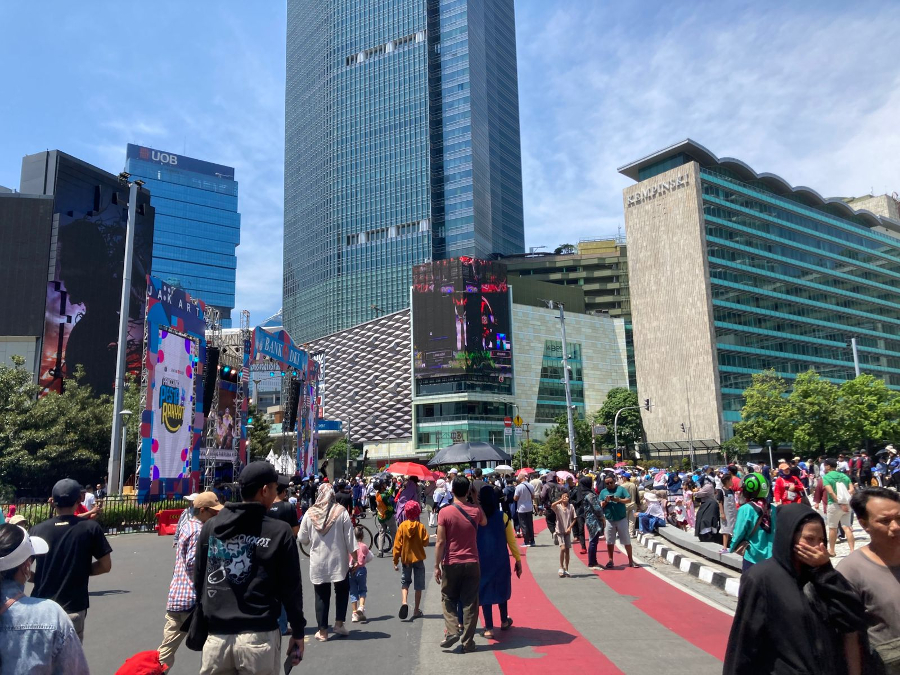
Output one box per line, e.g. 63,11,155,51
151,150,178,166
159,377,185,433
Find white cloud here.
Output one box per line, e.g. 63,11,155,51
516,2,900,250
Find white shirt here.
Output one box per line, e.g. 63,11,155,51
298,508,356,585
82,492,96,511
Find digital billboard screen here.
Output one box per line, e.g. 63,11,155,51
412,258,512,385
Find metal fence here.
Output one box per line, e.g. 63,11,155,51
3,496,191,535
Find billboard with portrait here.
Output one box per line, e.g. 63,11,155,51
38,162,154,396
412,258,512,386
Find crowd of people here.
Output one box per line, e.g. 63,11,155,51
1,449,897,675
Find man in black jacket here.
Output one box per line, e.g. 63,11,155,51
194,461,305,674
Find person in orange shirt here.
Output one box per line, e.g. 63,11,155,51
392,499,430,620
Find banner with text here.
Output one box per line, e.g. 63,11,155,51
150,328,197,480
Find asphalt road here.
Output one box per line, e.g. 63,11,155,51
77,515,734,674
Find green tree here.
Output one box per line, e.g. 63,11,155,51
732,369,792,448
788,369,842,454
325,438,361,463
836,374,900,450
553,243,576,255
720,436,750,463
592,387,645,451
247,403,274,461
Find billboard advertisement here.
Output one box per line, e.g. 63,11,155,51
149,328,197,479
39,172,154,396
138,276,207,500
297,359,320,477
126,144,235,180
412,258,512,387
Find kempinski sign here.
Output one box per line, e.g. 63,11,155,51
626,173,690,207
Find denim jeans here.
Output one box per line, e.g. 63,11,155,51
587,531,603,567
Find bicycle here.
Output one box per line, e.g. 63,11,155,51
298,510,374,557
372,520,394,557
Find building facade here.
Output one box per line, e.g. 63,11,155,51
125,144,240,327
283,0,525,344
620,139,900,446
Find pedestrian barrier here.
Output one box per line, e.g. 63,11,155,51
155,509,186,535
4,496,191,535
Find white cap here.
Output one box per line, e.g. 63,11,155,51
184,493,200,501
0,527,49,572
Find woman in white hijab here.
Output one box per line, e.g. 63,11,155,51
299,483,357,641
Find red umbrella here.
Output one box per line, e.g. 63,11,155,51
516,467,536,477
432,470,446,478
385,462,435,481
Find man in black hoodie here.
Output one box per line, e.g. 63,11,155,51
194,461,306,674
723,503,866,675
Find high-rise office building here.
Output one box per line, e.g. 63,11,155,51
619,139,900,450
284,0,525,344
125,144,240,327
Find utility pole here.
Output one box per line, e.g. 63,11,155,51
850,337,861,377
523,423,530,469
108,178,141,496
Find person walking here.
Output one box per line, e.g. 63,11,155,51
475,485,521,639
821,458,857,557
719,467,738,554
837,487,900,674
599,475,638,568
375,480,398,545
513,474,535,547
0,523,90,675
29,478,113,642
157,491,222,670
729,472,777,572
724,503,866,675
582,480,607,569
349,526,372,623
395,476,420,525
434,476,486,653
298,482,356,642
393,500,429,620
193,462,306,674
552,492,576,577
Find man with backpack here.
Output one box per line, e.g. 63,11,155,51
851,451,873,490
821,458,856,557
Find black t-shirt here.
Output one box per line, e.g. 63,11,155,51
29,515,113,613
335,490,353,513
267,501,299,529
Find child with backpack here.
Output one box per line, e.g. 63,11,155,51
392,500,429,620
729,473,777,572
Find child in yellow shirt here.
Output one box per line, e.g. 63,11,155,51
392,499,430,619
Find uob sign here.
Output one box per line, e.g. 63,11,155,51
139,146,178,166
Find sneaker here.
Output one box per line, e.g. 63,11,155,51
589,565,603,571
462,642,477,653
563,570,571,577
440,634,460,648
333,624,349,636
356,609,366,622
399,603,409,620
558,567,565,577
351,613,360,623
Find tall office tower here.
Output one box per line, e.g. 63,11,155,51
284,0,525,344
125,144,240,327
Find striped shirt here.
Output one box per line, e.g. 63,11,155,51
166,516,202,612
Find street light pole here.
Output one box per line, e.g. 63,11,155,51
614,406,641,464
766,439,774,470
108,178,140,496
544,300,578,471
118,409,132,495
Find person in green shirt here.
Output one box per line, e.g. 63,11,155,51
821,458,856,557
729,472,777,572
599,475,638,569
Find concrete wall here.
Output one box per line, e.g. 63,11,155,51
622,162,723,444
511,304,628,437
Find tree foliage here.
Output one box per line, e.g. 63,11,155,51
553,243,576,255
593,387,645,450
247,403,274,461
732,369,792,448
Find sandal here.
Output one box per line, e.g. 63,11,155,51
500,617,513,631
484,629,494,639
605,561,615,569
315,632,328,642
558,568,565,577
628,562,640,568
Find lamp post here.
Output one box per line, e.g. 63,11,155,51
591,423,607,471
118,409,132,495
766,439,774,471
614,406,641,464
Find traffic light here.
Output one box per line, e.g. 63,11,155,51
681,423,685,433
644,398,651,411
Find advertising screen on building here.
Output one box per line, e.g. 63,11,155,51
38,164,154,396
412,258,512,384
150,328,198,480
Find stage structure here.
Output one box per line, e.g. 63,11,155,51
137,276,208,500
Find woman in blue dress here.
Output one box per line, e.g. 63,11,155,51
476,485,522,639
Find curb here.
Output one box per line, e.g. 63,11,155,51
636,532,741,597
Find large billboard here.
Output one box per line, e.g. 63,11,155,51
38,159,154,396
126,144,235,180
149,328,198,479
412,258,512,388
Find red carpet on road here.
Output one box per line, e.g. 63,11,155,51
484,517,731,673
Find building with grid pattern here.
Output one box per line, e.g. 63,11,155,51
124,144,239,327
619,139,900,446
283,0,525,344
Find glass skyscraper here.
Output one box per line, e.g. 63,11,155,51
284,0,525,344
125,144,240,326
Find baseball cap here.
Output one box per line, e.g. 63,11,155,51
193,492,223,511
184,493,200,502
0,527,49,572
7,515,28,527
239,461,279,494
52,478,83,507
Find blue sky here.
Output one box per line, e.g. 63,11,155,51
2,1,899,325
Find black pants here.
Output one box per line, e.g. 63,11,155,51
314,576,350,629
481,602,508,630
574,515,586,549
518,511,535,545
545,508,557,538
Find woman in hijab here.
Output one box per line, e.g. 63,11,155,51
476,484,522,639
298,482,357,641
582,478,607,569
692,480,720,542
395,476,420,525
724,503,866,675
